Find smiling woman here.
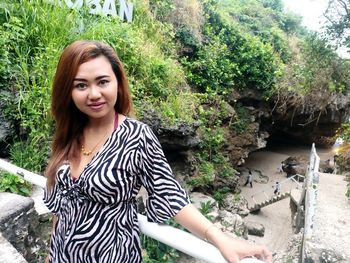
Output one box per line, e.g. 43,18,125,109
43,40,272,263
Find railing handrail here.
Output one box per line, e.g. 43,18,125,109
0,158,265,263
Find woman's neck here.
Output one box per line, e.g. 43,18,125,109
85,111,116,132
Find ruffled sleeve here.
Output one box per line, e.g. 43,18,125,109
138,124,190,223
43,165,69,214
43,181,61,214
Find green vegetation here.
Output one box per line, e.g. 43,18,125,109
142,234,180,263
213,186,231,205
0,171,31,196
141,218,183,262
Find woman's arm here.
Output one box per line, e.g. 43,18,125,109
174,204,272,263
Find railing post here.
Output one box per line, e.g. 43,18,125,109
300,143,320,263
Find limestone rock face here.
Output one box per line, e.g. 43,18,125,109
271,90,350,145
273,232,303,263
221,193,250,217
212,174,239,194
218,210,248,239
0,193,51,263
141,108,200,151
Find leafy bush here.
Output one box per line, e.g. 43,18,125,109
183,0,282,93
0,171,31,196
141,235,179,263
141,219,181,263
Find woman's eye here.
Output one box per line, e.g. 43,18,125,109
75,83,87,89
99,79,109,86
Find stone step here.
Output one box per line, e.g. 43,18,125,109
249,192,291,212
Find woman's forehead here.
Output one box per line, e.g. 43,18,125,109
75,56,114,78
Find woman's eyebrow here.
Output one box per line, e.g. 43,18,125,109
95,75,110,80
73,75,110,82
73,78,87,82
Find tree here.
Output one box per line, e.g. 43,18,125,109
324,0,350,50
259,0,283,12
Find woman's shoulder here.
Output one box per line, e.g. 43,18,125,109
123,117,152,131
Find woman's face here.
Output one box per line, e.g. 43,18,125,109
72,56,118,121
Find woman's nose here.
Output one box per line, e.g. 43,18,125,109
88,86,101,100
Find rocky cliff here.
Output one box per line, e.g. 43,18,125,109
1,88,350,187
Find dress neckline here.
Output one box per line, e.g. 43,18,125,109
69,115,128,182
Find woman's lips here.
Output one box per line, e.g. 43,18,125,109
88,102,105,111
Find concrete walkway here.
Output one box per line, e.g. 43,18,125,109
313,172,350,261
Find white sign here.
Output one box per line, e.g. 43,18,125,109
49,0,133,22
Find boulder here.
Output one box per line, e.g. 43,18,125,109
0,232,27,263
244,220,265,237
218,210,247,239
319,159,334,173
221,193,250,217
282,156,308,178
0,192,50,263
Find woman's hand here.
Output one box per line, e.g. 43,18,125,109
175,204,272,263
212,232,272,263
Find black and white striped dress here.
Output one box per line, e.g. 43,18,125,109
44,118,190,263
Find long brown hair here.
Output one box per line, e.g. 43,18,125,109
45,40,133,189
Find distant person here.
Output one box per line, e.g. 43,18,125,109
333,137,344,148
244,170,253,188
273,182,281,195
277,162,283,173
333,154,339,174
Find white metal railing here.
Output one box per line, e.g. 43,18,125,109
0,158,265,263
300,143,320,262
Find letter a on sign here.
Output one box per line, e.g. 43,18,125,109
103,0,117,16
86,0,102,14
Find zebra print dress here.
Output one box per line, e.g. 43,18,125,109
44,118,190,263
